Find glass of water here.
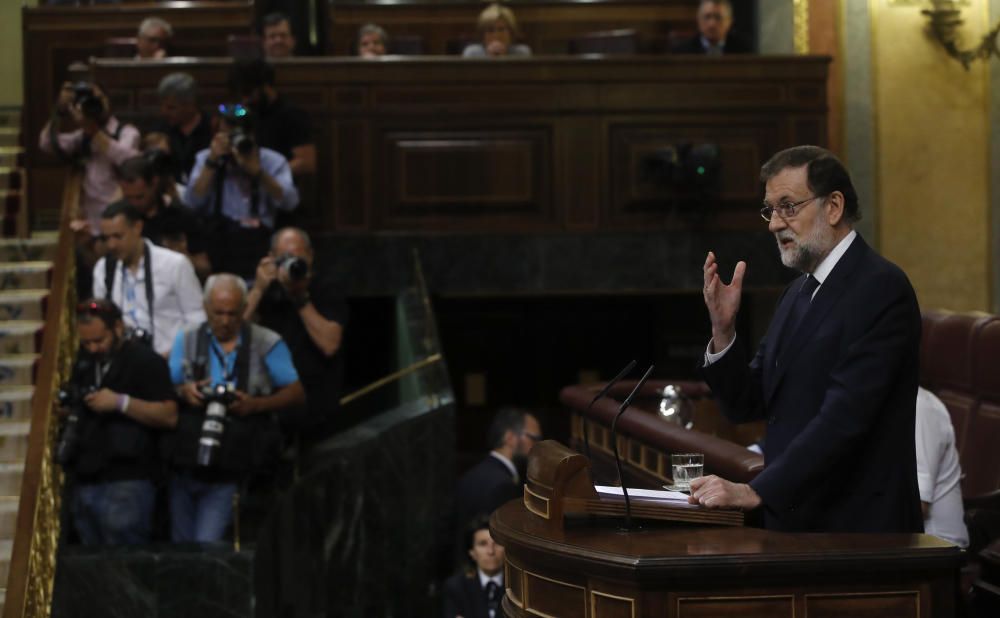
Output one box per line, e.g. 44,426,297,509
671,453,704,491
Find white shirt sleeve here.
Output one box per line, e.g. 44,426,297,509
174,255,206,329
914,388,944,503
703,335,736,366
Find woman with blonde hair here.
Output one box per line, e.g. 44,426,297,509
462,3,532,57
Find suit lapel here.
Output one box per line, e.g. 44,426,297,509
765,235,870,403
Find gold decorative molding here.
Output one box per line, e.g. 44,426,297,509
794,0,811,54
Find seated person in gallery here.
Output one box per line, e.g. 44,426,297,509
136,17,173,60
462,3,532,58
672,0,751,55
262,12,297,59
443,516,505,618
358,23,388,58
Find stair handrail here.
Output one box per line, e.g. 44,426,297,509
4,170,81,618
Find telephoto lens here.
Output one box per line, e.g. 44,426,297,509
196,383,236,467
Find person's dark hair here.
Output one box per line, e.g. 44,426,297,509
461,514,493,553
228,59,275,96
759,145,861,222
101,201,144,225
262,12,291,31
116,154,156,185
487,407,528,450
77,298,123,330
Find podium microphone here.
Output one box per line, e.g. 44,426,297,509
611,364,655,531
582,360,637,460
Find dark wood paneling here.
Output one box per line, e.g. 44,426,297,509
378,129,552,229
803,591,921,618
676,595,794,618
59,56,828,234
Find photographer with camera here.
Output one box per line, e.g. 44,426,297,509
184,105,298,279
39,81,140,237
166,274,304,542
244,228,348,443
62,299,178,546
93,202,205,357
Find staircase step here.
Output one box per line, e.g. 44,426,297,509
0,387,34,421
0,290,48,322
0,464,23,496
0,149,22,169
0,498,17,541
0,238,57,263
0,354,38,387
0,421,29,462
0,262,52,290
0,539,12,584
0,129,18,148
0,322,44,355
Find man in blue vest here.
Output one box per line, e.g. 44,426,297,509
166,273,304,542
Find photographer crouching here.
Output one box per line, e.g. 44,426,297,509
166,274,304,543
183,105,298,280
60,299,178,545
244,228,349,445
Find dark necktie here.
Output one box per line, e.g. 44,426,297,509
485,580,501,617
776,275,820,360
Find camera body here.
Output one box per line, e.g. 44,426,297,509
196,383,238,467
55,380,97,466
126,327,154,348
275,254,309,282
229,129,256,156
72,82,105,120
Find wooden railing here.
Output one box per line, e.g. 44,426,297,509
3,172,80,618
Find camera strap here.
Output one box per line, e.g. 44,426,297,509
198,323,252,390
104,241,155,345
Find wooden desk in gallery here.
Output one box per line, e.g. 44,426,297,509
491,441,964,618
58,55,829,234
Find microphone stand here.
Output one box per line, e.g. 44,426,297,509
583,360,636,460
611,364,655,532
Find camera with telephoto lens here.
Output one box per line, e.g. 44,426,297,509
72,82,105,120
55,372,97,466
275,254,308,282
196,383,238,467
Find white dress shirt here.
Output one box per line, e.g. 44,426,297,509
490,451,518,484
93,240,206,356
705,230,858,365
477,569,504,618
915,387,969,547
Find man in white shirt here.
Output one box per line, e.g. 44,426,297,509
916,387,969,547
93,202,205,356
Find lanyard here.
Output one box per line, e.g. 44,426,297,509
209,338,238,384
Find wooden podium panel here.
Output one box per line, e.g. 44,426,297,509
493,441,963,618
491,500,962,618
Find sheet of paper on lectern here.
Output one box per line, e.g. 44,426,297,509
594,485,689,502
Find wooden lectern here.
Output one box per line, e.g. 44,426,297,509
491,441,963,618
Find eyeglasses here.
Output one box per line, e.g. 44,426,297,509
760,195,826,222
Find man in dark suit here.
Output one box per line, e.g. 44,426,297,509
672,0,752,55
455,408,542,529
443,516,505,618
691,145,923,534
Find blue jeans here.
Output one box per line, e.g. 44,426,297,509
169,473,237,543
72,480,155,546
